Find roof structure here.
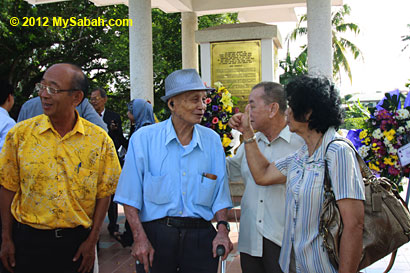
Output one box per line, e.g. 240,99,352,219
25,0,343,23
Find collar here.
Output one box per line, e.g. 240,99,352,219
0,107,10,116
101,108,106,117
164,118,203,151
257,126,292,144
38,110,85,137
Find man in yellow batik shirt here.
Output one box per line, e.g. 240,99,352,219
0,63,121,273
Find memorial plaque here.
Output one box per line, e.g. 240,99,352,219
211,40,261,111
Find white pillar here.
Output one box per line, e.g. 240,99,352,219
307,0,332,78
199,42,211,86
129,0,153,102
181,12,199,71
261,38,274,82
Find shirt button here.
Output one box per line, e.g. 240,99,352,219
259,220,262,223
260,200,263,203
179,211,183,215
182,172,186,176
267,144,271,147
182,192,186,195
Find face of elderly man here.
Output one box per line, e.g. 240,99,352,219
248,86,275,132
169,90,207,127
39,64,83,121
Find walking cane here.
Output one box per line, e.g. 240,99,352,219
216,245,226,273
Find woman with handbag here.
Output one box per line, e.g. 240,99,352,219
229,74,365,273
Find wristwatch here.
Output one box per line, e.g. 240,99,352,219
216,220,230,232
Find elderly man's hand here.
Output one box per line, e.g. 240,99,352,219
212,228,233,261
131,233,155,273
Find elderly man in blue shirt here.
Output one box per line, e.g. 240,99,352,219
114,69,233,273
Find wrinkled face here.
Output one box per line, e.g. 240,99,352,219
90,90,107,114
170,90,207,126
39,64,81,120
248,87,272,131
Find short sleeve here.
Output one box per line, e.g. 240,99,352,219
275,153,294,177
113,132,145,209
226,143,244,182
0,128,21,192
96,136,121,198
327,142,365,201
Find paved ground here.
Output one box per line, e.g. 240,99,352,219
98,208,410,273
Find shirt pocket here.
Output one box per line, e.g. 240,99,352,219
144,172,175,205
194,174,217,208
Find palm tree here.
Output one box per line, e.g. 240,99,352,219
287,4,363,83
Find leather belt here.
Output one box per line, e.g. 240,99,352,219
15,222,90,239
155,217,210,229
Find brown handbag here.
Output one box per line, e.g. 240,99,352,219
319,138,410,272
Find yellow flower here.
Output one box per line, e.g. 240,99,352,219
359,130,368,140
221,92,233,108
369,162,380,172
383,157,395,166
222,134,231,147
363,137,371,145
218,121,227,130
383,129,396,142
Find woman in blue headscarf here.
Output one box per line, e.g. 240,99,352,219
127,99,156,133
118,99,156,247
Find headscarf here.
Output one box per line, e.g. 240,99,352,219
130,99,155,131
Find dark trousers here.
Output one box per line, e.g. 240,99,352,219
240,237,283,273
107,194,119,234
136,220,218,273
12,223,93,273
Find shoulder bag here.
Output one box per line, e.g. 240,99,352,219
319,138,410,272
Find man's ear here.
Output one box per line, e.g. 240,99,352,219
73,91,84,107
168,99,175,110
269,102,279,118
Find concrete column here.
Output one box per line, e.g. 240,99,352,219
181,12,199,71
129,0,153,102
199,42,211,86
307,0,332,78
261,38,274,82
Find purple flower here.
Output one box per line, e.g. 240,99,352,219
212,105,219,111
346,129,363,150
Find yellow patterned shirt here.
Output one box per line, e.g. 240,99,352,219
0,112,121,229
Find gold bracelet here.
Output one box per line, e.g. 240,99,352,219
244,135,256,144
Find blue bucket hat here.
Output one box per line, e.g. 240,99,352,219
161,69,215,102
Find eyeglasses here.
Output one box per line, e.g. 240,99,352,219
35,83,77,95
90,97,102,103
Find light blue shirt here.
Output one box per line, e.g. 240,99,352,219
114,118,232,222
275,127,365,273
0,107,16,151
17,96,107,131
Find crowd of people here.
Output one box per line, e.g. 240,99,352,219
0,64,365,273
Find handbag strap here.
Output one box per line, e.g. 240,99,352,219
324,137,398,273
325,138,373,180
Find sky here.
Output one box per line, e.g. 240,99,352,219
276,0,410,96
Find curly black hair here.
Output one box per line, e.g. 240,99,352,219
285,74,344,134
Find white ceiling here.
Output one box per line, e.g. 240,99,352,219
25,0,343,23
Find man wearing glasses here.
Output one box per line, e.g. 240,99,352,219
0,63,121,273
17,83,107,132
